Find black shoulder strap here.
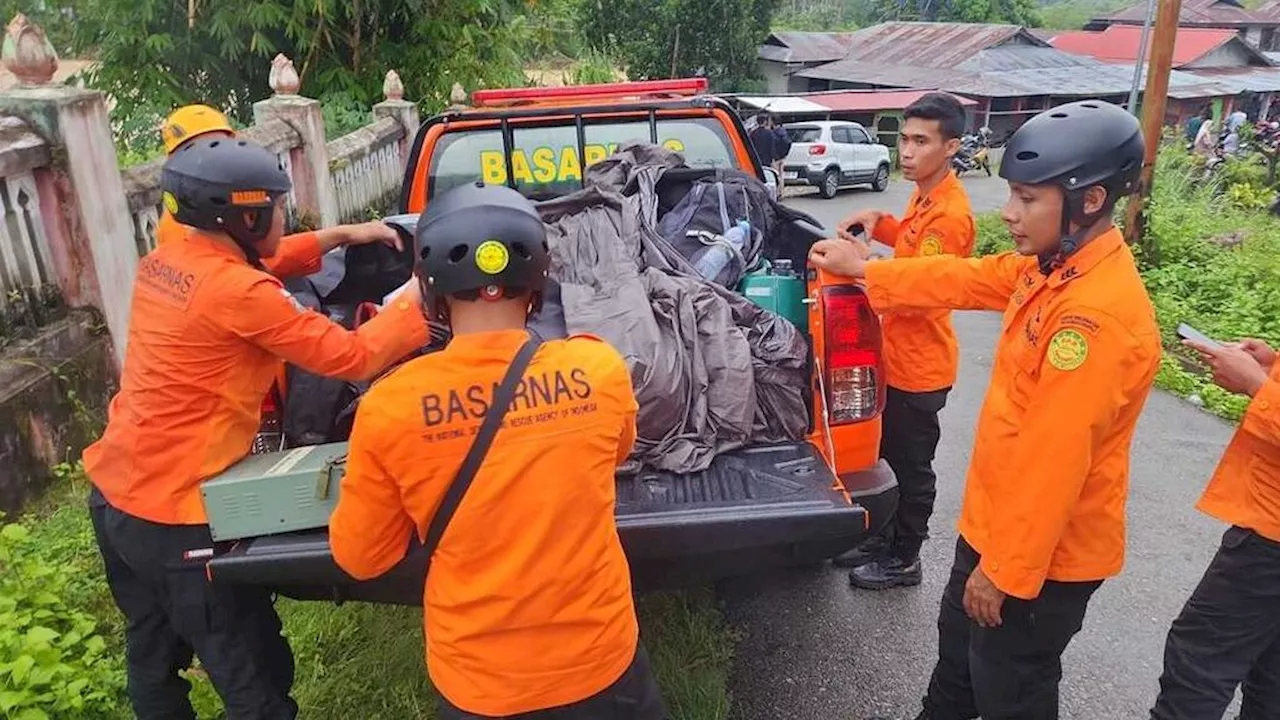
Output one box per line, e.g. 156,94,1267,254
421,335,541,563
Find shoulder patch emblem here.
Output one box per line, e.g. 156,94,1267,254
1047,328,1089,371
162,191,179,215
474,240,510,275
920,234,943,257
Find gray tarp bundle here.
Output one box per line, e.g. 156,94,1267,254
536,143,808,474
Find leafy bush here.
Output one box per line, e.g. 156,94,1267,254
0,520,126,718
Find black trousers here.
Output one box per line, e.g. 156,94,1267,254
1151,526,1280,720
879,385,949,561
89,488,298,720
437,646,666,720
923,538,1101,720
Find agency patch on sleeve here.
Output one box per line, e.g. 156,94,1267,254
1047,328,1089,371
162,191,179,215
920,231,943,257
474,240,510,275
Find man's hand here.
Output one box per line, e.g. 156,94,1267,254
808,238,872,279
964,566,1006,628
1185,339,1270,397
342,221,404,251
1239,338,1277,371
837,210,885,242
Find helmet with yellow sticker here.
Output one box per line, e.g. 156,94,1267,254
160,137,292,265
413,181,550,321
160,104,234,155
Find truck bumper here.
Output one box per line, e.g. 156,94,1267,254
206,458,898,604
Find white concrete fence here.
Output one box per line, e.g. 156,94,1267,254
0,14,422,367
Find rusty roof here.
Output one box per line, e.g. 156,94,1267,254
757,31,860,65
829,22,1043,68
1096,0,1274,27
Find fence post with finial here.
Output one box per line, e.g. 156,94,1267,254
0,13,138,367
373,69,420,174
253,54,338,229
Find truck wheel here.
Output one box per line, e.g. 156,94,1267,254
820,169,840,199
872,164,890,192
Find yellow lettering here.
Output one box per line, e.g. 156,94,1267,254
583,144,608,167
663,138,686,153
531,147,558,184
480,151,507,184
510,149,534,185
557,146,582,182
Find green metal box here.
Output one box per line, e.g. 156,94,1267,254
201,442,348,542
738,259,809,334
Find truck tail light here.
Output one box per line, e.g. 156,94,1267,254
809,144,827,156
822,286,884,424
252,386,285,455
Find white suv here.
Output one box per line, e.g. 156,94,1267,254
782,121,892,199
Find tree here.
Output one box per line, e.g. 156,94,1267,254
868,0,1040,25
581,0,781,92
67,0,543,154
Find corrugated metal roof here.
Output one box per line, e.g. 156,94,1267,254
1051,26,1241,67
830,22,1041,69
1182,65,1280,91
757,31,859,65
802,89,979,111
1099,0,1269,26
962,45,1099,71
735,95,832,113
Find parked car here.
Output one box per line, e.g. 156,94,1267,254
782,121,892,199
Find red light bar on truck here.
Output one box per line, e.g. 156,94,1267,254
472,78,710,107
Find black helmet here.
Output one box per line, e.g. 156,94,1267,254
414,182,550,320
161,137,291,264
999,100,1144,269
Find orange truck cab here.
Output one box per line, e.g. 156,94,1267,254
209,79,898,600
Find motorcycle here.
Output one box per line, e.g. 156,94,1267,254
952,129,992,177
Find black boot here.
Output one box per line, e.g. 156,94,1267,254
831,534,890,568
849,555,922,590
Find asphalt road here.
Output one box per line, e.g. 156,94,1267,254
721,175,1243,719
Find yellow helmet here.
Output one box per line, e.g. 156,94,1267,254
160,104,234,155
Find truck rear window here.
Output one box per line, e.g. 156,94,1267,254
428,116,737,200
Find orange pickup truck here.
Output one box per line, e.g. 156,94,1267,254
208,79,898,601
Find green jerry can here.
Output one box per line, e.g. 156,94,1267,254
201,442,348,542
738,259,809,334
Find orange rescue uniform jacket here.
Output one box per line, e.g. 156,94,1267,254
84,228,428,525
871,170,976,392
1197,360,1280,542
330,329,640,717
863,227,1161,598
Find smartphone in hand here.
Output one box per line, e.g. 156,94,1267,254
1177,323,1224,351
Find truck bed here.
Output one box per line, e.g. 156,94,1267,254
206,442,897,605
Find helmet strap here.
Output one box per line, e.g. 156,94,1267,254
1040,188,1103,275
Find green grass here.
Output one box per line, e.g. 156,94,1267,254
6,467,737,720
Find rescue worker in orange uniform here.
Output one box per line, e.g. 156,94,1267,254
155,104,399,448
329,182,665,720
831,92,976,591
1151,336,1280,719
85,138,429,720
810,100,1161,720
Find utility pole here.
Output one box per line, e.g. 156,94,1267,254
1127,0,1158,114
1124,0,1184,252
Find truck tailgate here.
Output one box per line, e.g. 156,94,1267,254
207,442,895,605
